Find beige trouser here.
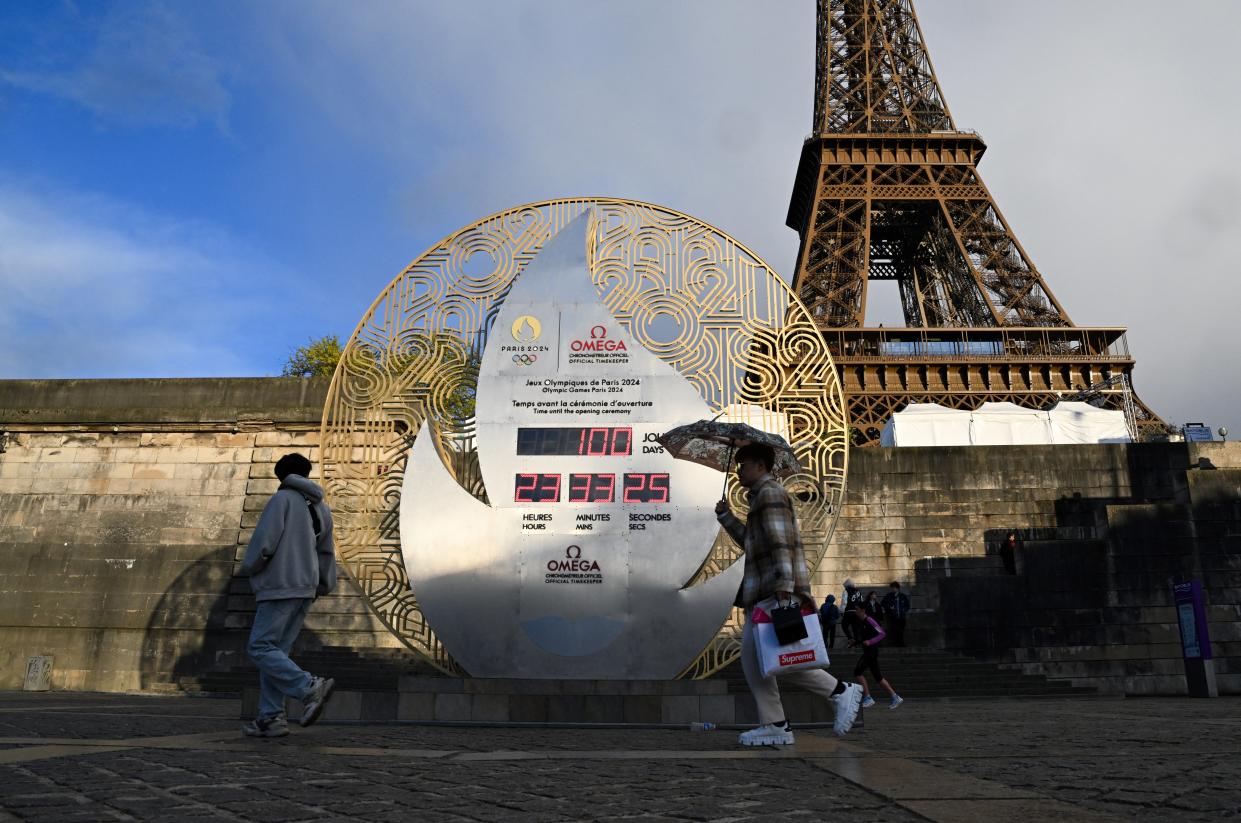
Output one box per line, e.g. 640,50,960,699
741,613,840,725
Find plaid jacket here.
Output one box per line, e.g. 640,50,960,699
717,473,812,609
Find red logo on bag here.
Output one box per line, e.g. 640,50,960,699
779,650,816,666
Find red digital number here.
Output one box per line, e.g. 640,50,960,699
575,427,632,456
568,473,615,503
622,473,670,504
611,427,632,455
514,473,561,503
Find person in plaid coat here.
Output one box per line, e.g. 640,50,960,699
716,443,863,746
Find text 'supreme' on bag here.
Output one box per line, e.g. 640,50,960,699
751,598,830,678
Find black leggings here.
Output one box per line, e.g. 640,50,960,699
853,646,883,681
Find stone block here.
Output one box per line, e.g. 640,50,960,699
397,691,436,721
698,694,735,725
470,694,509,722
247,478,279,496
434,692,472,721
311,690,358,721
660,695,700,725
509,695,548,722
581,695,625,723
255,432,302,447
194,447,238,463
546,695,586,722
625,700,665,724
360,691,399,721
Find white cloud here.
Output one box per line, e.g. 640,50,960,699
243,0,811,266
4,0,1236,432
0,181,286,377
249,0,1240,431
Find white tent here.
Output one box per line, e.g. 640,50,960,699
969,401,1053,445
879,401,1131,446
1048,401,1132,444
879,403,972,446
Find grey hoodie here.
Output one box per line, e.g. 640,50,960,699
241,474,337,601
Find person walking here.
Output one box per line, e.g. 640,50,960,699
881,581,911,647
239,453,338,737
716,443,864,746
818,594,841,649
841,578,863,642
850,603,903,710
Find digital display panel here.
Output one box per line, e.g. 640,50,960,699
567,473,616,503
514,473,561,503
516,427,633,456
512,472,671,504
622,473,670,504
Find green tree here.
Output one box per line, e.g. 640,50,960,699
282,335,343,378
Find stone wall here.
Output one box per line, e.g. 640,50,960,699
2,378,1237,695
0,379,398,692
841,441,1241,695
817,443,1190,599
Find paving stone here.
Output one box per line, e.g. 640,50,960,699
0,693,1238,821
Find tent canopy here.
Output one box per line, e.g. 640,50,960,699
879,401,1131,446
879,403,971,447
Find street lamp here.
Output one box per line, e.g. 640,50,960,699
1220,427,1229,443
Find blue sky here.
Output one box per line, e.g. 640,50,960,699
1,1,1238,434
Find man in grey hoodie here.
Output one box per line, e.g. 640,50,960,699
239,453,337,737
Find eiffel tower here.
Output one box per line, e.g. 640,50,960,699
787,0,1165,445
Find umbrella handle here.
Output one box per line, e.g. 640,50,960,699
721,443,736,498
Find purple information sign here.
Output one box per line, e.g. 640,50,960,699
1172,579,1212,661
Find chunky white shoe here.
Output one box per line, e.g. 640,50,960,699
833,683,863,736
300,676,335,727
738,723,795,746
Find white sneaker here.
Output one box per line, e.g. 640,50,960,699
300,676,335,727
861,695,876,708
889,694,904,710
833,683,863,736
738,723,795,747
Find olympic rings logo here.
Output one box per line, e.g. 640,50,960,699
512,354,539,366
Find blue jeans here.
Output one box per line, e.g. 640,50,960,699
247,598,313,717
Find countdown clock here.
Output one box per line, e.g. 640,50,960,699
320,199,849,680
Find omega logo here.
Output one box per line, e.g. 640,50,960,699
547,544,600,572
571,325,627,352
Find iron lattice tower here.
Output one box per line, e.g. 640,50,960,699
788,0,1165,444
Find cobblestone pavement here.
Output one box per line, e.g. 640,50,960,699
0,692,1237,822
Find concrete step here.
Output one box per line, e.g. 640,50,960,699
180,643,1096,701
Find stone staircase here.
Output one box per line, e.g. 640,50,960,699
175,642,1093,702
719,645,1095,700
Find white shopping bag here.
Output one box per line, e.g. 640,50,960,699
751,599,830,678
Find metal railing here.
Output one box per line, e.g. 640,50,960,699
821,327,1131,362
